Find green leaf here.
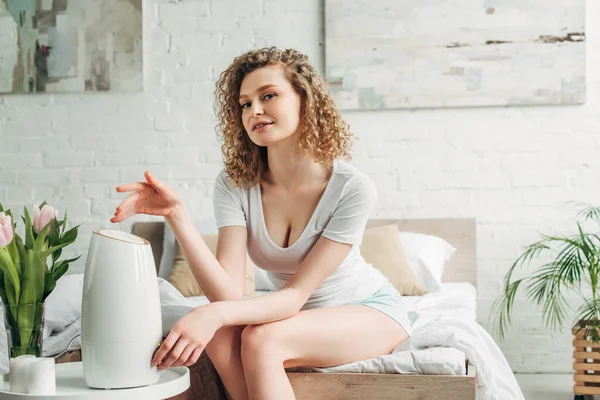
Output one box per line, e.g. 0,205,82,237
50,255,81,277
51,219,64,264
0,285,7,308
40,242,70,261
493,205,600,339
52,249,62,264
33,223,51,254
491,279,524,340
18,251,46,346
0,248,21,307
61,211,68,235
0,203,3,213
525,263,569,330
23,206,35,250
61,225,80,245
574,297,600,341
51,262,69,281
4,272,18,322
15,236,26,277
491,237,554,339
49,218,60,250
43,271,56,301
20,250,45,305
0,266,7,308
6,234,20,276
568,201,600,222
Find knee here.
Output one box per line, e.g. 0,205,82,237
240,324,281,362
206,325,244,360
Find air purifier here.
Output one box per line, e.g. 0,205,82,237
81,229,162,389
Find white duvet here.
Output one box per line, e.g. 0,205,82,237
0,276,524,400
290,283,524,400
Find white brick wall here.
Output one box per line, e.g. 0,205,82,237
1,0,599,373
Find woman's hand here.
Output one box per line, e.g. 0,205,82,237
111,171,182,223
152,304,222,370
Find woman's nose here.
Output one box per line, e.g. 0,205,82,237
250,102,264,116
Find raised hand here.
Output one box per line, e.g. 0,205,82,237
111,171,181,223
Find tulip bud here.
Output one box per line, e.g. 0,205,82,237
32,203,58,233
0,212,14,248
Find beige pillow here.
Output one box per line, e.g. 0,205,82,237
168,234,256,297
361,224,428,296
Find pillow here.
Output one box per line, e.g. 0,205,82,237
168,234,256,297
360,224,428,296
398,231,456,292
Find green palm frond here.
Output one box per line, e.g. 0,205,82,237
525,263,569,330
574,297,600,342
492,205,600,340
547,237,584,284
503,240,551,284
541,229,600,286
491,279,523,339
567,201,600,222
491,240,551,339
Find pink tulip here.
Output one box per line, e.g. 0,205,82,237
0,212,14,248
32,203,58,234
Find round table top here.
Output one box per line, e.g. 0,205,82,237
0,362,190,399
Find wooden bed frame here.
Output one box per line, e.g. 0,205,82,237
59,218,478,399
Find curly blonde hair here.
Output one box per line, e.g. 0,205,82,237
214,47,353,189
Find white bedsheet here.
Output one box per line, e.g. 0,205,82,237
0,276,523,400
404,282,478,322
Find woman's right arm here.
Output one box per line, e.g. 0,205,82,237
166,204,247,302
111,171,247,302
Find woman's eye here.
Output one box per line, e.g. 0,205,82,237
241,102,250,109
264,93,276,100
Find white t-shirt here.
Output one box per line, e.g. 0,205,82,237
213,159,386,310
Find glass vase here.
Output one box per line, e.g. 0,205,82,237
4,303,45,358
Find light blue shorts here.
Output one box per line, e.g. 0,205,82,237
352,281,413,337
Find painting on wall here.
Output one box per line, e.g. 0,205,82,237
325,0,586,110
0,0,142,94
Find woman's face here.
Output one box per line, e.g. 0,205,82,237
239,65,302,147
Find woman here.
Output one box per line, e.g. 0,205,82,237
111,47,411,400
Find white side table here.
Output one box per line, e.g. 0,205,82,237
0,362,190,399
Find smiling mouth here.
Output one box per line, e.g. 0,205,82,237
253,122,273,130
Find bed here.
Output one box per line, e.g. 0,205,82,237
0,218,524,399
132,218,480,400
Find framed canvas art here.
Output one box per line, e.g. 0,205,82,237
325,0,586,110
0,0,142,94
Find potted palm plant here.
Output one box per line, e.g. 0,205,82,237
492,203,600,400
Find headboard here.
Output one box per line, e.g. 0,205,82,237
133,218,477,286
132,221,166,271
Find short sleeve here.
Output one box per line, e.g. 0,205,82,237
321,175,378,245
213,170,247,229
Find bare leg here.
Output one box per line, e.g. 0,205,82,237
241,326,294,400
241,305,408,400
205,325,248,400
